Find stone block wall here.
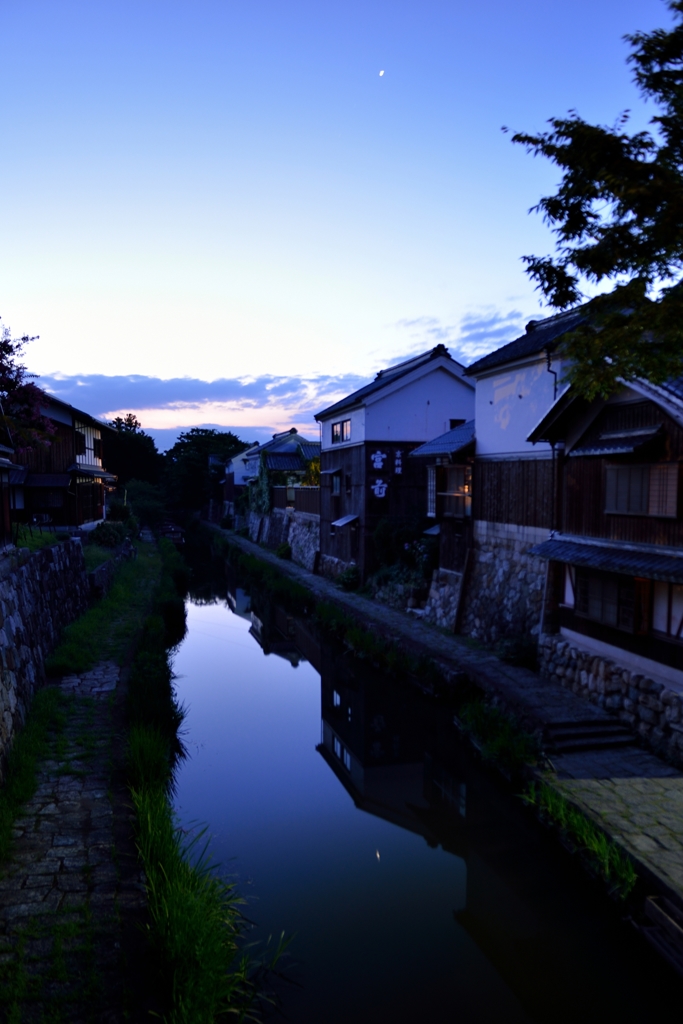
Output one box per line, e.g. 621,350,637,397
246,510,320,573
539,633,683,766
422,569,463,630
0,540,90,777
460,521,548,644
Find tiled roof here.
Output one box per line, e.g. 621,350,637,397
266,453,306,472
299,442,321,461
464,309,586,377
569,426,662,457
409,420,475,458
315,345,464,420
529,538,683,583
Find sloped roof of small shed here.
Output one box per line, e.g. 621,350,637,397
409,420,475,459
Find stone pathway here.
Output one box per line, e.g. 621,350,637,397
0,663,148,1023
552,747,683,902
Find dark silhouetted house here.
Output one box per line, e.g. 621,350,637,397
314,345,475,579
9,396,116,528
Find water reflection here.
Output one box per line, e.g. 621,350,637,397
170,561,681,1024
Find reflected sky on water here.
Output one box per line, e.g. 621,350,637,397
171,587,680,1024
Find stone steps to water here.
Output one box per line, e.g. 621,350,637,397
638,896,683,978
544,718,635,753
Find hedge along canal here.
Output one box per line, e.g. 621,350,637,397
0,537,264,1023
168,533,683,1024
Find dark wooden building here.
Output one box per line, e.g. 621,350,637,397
10,396,116,528
314,346,475,579
528,378,683,684
408,420,474,573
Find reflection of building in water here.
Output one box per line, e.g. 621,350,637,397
317,659,466,848
226,586,251,621
315,657,653,1024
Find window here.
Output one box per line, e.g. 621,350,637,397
343,749,352,771
345,474,352,495
333,690,341,707
93,437,102,460
575,568,650,633
437,465,471,518
652,581,683,640
427,466,436,517
331,419,351,444
333,737,342,759
332,473,341,496
605,464,678,517
75,431,86,456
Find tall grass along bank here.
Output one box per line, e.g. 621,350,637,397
126,539,274,1022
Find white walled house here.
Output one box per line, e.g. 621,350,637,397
314,344,475,578
458,309,582,643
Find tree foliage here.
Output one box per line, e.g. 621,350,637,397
105,413,164,485
164,427,251,511
511,1,683,398
0,319,55,451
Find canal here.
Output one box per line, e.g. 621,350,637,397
170,561,680,1022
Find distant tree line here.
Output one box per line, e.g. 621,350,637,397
104,415,251,526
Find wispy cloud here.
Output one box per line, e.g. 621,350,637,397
395,307,540,364
39,372,369,450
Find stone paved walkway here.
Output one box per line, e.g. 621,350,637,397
0,663,148,1023
552,747,683,903
220,528,683,916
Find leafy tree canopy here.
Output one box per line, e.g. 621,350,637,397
0,319,55,451
511,1,683,399
105,412,163,485
164,427,252,510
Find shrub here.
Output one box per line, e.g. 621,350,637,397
107,499,131,522
337,564,361,591
90,520,127,548
497,635,539,671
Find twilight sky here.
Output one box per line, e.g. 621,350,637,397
1,0,672,447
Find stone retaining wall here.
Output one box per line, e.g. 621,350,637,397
246,509,320,572
0,540,91,776
460,521,548,644
539,633,683,766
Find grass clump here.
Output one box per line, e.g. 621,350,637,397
524,782,638,898
0,687,67,862
83,543,115,571
12,526,62,553
460,698,539,774
46,545,161,675
132,787,261,1023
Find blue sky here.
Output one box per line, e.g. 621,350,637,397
1,0,672,447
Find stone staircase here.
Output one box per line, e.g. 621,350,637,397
544,717,635,753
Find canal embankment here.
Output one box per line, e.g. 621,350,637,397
212,525,683,973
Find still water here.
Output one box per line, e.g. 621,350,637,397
171,576,679,1023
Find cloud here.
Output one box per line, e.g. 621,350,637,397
38,372,369,451
395,307,542,364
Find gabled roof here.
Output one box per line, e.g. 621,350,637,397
266,453,307,472
528,374,683,447
464,308,586,377
409,420,475,459
315,344,469,421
